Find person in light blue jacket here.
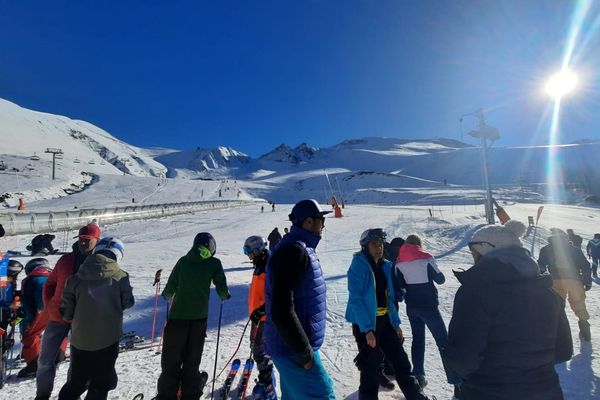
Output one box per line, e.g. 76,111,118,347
345,228,433,400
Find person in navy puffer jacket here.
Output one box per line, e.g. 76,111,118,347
265,199,335,399
395,234,457,390
346,228,433,400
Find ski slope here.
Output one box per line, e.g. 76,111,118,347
1,201,599,399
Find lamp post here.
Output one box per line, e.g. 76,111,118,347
45,148,63,180
461,109,500,224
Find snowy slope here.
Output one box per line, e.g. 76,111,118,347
1,201,599,400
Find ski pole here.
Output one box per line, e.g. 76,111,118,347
156,299,171,354
215,317,251,380
210,300,224,400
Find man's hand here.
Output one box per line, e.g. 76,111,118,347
250,306,266,324
366,331,376,348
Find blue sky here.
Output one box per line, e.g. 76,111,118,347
1,1,599,157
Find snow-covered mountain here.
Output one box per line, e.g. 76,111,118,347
0,98,166,178
2,98,600,208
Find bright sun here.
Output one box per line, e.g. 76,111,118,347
545,70,578,99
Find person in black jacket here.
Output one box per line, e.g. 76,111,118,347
444,220,573,400
267,228,282,251
538,228,592,341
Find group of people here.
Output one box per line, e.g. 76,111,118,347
1,223,134,400
0,198,597,400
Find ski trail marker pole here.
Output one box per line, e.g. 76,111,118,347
210,300,224,400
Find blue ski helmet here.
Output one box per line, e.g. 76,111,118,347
288,199,331,226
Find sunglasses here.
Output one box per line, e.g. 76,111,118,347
311,215,325,224
243,245,252,256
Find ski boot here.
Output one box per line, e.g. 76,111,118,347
17,361,37,378
378,370,395,389
251,375,277,400
579,319,591,342
415,374,428,389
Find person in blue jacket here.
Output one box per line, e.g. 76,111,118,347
345,228,433,400
265,199,336,399
586,233,600,278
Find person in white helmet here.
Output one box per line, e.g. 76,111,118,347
58,237,134,400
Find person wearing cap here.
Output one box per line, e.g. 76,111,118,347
18,258,54,378
156,232,230,400
264,199,336,399
58,237,134,400
35,222,100,400
444,220,573,400
538,228,592,341
346,228,433,400
586,233,600,278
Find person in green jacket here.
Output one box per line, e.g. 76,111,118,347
157,232,230,400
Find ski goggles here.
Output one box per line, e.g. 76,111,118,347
242,245,252,256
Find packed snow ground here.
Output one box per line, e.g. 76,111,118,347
1,202,599,400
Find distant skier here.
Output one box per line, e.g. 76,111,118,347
18,258,53,378
36,222,100,400
243,235,276,399
267,228,282,250
346,228,432,400
539,228,592,341
265,199,335,399
28,234,57,256
156,232,230,400
586,233,600,278
271,203,275,212
444,220,573,400
58,237,134,400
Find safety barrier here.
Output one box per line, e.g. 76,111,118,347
0,200,263,236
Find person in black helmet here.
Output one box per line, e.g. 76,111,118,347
346,228,433,400
156,232,230,400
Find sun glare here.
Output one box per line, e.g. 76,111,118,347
545,70,579,99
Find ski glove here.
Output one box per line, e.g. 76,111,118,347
250,304,266,323
584,284,592,291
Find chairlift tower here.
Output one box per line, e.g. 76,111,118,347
45,147,64,180
461,109,500,224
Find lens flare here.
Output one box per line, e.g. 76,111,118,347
545,70,578,99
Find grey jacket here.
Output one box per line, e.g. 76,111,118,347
61,253,135,351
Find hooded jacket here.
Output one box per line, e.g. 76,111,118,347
345,251,401,333
21,266,51,326
443,247,572,400
395,243,445,307
587,238,600,259
162,249,229,320
61,253,134,351
538,235,592,285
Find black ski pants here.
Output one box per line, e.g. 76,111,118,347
157,318,207,400
353,317,426,400
57,342,119,400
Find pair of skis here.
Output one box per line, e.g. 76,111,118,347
218,358,254,400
